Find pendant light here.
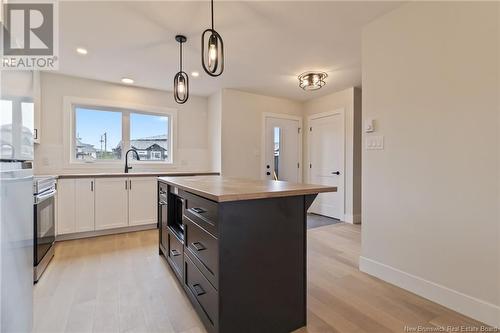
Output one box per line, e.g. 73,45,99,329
201,0,224,77
174,35,189,104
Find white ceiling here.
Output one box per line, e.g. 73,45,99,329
58,1,402,101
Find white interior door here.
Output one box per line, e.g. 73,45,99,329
264,117,300,182
309,113,344,219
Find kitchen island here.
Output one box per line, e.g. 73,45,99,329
157,176,336,333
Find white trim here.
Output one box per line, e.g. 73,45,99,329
307,108,346,219
343,213,361,224
56,223,157,241
62,96,178,169
359,256,500,328
261,112,303,182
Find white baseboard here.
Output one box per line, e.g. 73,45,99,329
56,223,157,241
359,256,500,328
343,214,362,224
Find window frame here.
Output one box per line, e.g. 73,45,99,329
63,96,177,168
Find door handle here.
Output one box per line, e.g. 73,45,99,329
332,171,341,175
192,283,206,296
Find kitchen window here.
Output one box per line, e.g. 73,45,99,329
68,99,175,164
74,107,122,161
130,113,169,162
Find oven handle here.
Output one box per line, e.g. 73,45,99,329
34,189,57,204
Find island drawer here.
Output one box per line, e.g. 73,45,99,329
185,216,218,288
181,190,218,237
184,254,218,332
167,229,184,281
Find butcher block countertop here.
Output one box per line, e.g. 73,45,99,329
56,171,219,179
158,175,337,202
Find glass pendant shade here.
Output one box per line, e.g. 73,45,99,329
174,35,189,104
202,0,224,76
174,71,189,104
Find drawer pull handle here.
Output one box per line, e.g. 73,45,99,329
191,207,206,214
192,283,206,296
191,242,206,252
170,249,181,257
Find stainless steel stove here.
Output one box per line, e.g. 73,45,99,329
33,176,56,282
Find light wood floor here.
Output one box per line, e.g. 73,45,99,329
34,224,485,333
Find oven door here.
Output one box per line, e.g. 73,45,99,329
34,190,55,266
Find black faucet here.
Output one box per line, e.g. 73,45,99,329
124,149,140,173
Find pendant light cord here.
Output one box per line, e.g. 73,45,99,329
211,0,214,30
179,41,183,72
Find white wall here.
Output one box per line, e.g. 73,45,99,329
361,2,499,326
34,73,212,175
303,87,362,223
220,89,303,179
208,91,222,173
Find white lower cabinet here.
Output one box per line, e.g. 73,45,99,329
57,179,76,235
57,178,95,235
56,176,158,236
95,178,129,230
128,177,157,226
75,178,95,232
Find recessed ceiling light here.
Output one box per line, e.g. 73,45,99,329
76,47,88,55
121,77,134,84
191,71,199,77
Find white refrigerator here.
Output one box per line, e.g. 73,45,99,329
0,70,35,332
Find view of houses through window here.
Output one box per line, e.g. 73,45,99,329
74,107,170,163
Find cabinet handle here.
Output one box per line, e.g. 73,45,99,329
191,242,206,252
129,180,132,190
33,129,38,140
192,283,206,296
125,180,127,190
190,207,206,214
170,249,180,257
90,181,94,191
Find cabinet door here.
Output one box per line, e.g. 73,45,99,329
57,179,75,235
95,178,128,230
75,178,95,232
33,71,41,144
128,177,157,226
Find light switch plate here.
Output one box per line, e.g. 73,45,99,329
365,118,374,133
365,136,384,150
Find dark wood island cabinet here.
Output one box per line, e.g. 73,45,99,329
158,176,336,333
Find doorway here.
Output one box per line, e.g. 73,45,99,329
262,114,302,182
308,110,345,220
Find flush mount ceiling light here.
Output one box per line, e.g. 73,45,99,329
298,72,328,91
76,47,88,55
121,77,134,84
201,0,224,77
174,35,189,104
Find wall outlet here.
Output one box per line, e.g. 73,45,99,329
365,136,384,150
